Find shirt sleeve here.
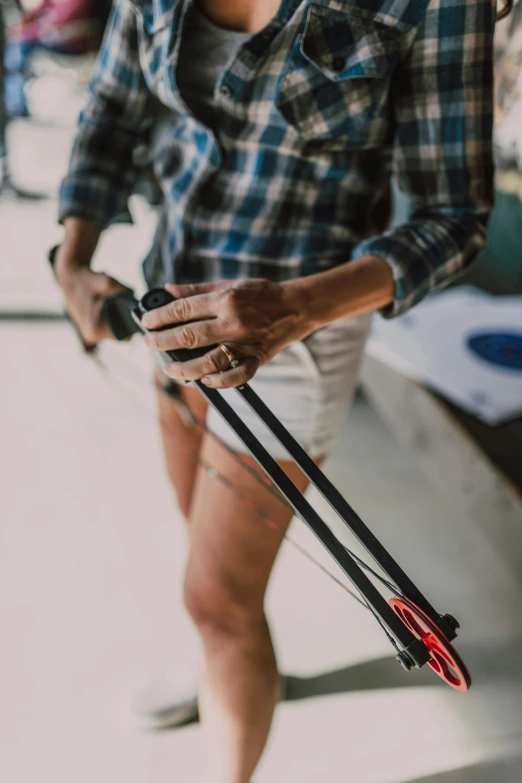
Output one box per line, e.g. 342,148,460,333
58,0,154,228
350,0,496,318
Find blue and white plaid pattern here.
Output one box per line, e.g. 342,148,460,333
59,0,495,317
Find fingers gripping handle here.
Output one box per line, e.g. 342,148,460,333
47,244,141,345
48,248,205,353
137,287,217,363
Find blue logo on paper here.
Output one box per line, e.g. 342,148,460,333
467,332,522,372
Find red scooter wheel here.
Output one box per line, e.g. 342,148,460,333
390,597,472,692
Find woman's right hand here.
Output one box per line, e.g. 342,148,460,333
54,247,131,347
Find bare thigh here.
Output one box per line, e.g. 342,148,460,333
156,376,208,519
184,432,322,624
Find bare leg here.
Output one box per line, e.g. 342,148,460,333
155,377,208,518
184,433,321,783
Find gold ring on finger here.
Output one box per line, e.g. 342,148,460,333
218,343,240,370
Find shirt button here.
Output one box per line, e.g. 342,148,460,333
220,84,232,98
332,57,345,72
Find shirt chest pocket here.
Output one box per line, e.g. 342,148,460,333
276,4,403,146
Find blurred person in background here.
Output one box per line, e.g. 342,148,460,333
4,0,110,116
8,0,108,52
53,0,503,780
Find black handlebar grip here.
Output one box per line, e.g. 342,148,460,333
137,287,217,363
101,293,142,340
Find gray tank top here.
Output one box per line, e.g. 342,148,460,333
177,2,251,128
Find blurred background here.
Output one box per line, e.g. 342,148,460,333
1,2,522,782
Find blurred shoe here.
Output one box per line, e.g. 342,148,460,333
142,676,290,731
144,694,200,731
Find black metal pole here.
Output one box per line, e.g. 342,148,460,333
236,383,442,624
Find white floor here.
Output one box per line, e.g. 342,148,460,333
1,120,522,782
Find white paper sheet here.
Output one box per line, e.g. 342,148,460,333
366,287,522,424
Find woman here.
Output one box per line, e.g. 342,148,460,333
55,0,501,780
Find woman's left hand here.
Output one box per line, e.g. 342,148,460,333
142,278,313,388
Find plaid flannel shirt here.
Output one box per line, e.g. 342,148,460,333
59,0,495,317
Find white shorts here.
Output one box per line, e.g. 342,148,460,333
206,313,372,460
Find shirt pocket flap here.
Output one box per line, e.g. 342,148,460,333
301,4,404,81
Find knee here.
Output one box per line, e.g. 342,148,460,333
183,566,261,639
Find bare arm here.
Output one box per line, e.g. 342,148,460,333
56,0,153,343
288,255,394,331
58,0,154,231
55,218,101,277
